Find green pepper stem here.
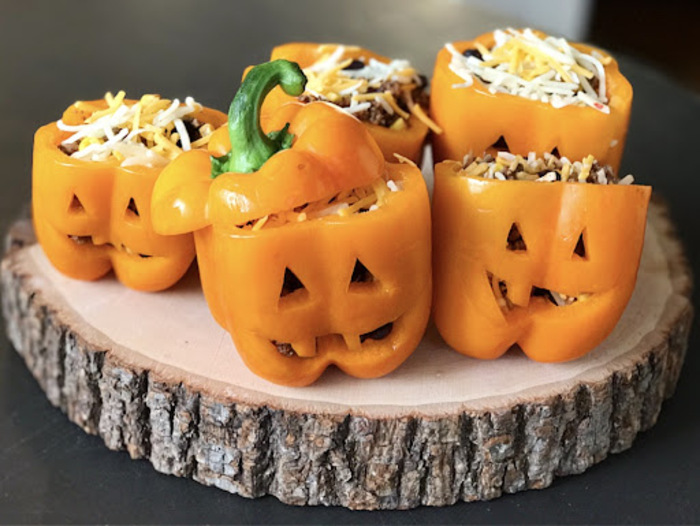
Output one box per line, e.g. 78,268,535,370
211,60,307,177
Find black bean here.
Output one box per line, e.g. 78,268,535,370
176,118,202,147
462,48,483,60
343,59,365,70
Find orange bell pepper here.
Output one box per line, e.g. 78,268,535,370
32,96,226,291
152,60,431,386
258,43,431,164
432,158,650,362
431,30,632,172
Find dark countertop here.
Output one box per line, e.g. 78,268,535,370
1,1,698,523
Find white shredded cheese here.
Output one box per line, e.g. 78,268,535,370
445,28,610,113
57,92,213,167
298,45,441,132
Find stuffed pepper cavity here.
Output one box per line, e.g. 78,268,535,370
432,152,650,362
259,43,440,163
152,60,432,387
431,28,632,171
32,92,226,291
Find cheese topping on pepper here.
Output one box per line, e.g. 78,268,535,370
56,91,215,167
239,173,401,231
446,28,612,113
301,45,442,133
461,151,634,185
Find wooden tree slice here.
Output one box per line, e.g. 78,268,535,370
0,200,692,510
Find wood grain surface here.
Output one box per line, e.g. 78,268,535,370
1,198,692,509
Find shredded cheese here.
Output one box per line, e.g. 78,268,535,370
459,151,631,185
57,92,214,167
445,28,611,113
237,173,401,231
300,45,441,132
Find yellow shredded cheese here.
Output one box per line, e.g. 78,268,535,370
410,103,443,134
57,92,216,167
237,173,401,231
381,92,410,120
446,28,611,113
299,45,433,127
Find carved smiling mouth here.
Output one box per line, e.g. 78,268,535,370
67,235,152,258
487,272,591,312
272,321,395,358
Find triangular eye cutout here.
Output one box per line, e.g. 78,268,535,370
126,198,140,217
350,259,374,283
69,194,84,213
551,147,560,157
506,223,527,251
491,135,510,151
573,231,587,259
280,268,305,297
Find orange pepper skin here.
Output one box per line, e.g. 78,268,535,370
153,95,431,386
32,100,226,291
262,43,429,164
195,162,431,387
153,101,385,234
432,160,650,362
431,32,632,172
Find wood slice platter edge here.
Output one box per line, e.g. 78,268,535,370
0,199,693,510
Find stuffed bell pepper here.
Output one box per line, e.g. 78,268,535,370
432,151,650,362
259,43,440,163
152,60,432,386
431,28,632,171
32,92,226,291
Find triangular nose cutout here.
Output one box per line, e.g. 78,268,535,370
69,194,84,213
573,231,587,259
506,223,527,251
491,135,510,151
350,260,374,283
551,147,560,157
280,268,304,297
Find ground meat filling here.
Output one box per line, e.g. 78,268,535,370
461,151,632,185
298,70,429,128
273,341,297,357
59,142,79,156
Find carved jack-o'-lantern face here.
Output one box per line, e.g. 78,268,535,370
152,62,432,386
32,102,226,291
432,160,651,362
193,162,432,386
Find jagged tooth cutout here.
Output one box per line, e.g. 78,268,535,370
291,338,317,358
342,333,362,352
